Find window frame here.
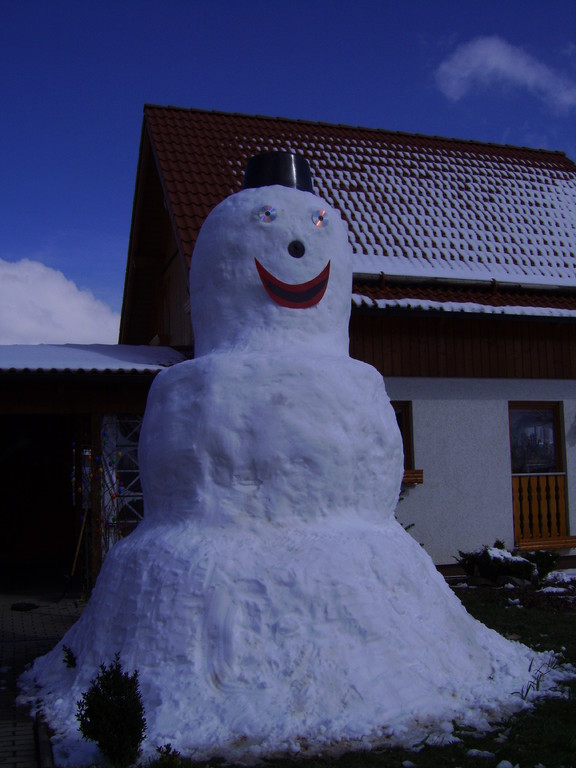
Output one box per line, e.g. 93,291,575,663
392,400,415,471
508,401,565,476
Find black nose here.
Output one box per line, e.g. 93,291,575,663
288,240,305,258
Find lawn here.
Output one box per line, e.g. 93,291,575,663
147,574,576,768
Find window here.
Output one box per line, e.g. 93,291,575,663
392,401,423,485
392,401,414,470
509,403,563,475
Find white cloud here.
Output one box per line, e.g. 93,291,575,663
436,36,576,111
0,259,120,344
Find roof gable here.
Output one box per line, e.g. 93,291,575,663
144,105,576,290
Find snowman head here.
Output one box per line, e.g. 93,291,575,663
190,152,353,356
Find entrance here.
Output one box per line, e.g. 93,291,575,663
509,403,569,548
0,414,87,590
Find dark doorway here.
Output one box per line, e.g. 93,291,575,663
0,414,87,591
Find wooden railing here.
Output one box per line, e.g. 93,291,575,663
512,473,569,548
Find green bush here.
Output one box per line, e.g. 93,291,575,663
145,744,212,767
520,549,559,579
457,542,536,582
62,645,77,668
76,653,146,768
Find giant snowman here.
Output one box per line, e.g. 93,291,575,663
23,153,554,764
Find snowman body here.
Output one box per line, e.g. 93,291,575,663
139,352,403,528
23,182,553,764
139,183,404,529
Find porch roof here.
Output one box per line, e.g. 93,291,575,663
0,344,187,374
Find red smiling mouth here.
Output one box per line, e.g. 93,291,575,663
254,259,330,308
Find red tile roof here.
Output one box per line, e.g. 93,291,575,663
352,275,576,316
144,105,576,314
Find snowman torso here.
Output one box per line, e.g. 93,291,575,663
139,351,403,527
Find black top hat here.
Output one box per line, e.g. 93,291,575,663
242,151,313,192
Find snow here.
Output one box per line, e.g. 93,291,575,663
352,293,576,319
353,252,576,289
0,344,186,372
484,547,530,565
334,148,576,290
546,569,576,584
20,181,570,765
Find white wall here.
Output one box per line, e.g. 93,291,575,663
385,378,576,565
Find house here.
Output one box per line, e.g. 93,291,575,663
120,105,576,565
2,105,575,588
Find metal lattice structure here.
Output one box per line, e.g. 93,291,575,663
100,415,144,554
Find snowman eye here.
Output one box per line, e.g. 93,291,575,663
312,210,328,228
257,205,277,223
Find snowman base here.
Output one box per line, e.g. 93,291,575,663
20,516,551,765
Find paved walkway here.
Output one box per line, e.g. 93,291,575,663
0,588,84,768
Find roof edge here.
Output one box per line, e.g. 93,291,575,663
142,104,571,160
142,109,188,261
119,118,150,343
353,272,576,293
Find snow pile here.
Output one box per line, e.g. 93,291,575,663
24,521,551,764
20,182,565,765
546,569,576,584
484,547,532,565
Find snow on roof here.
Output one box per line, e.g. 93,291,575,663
351,272,576,315
144,106,576,291
0,344,187,374
352,294,576,318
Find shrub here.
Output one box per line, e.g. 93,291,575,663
145,744,205,767
62,645,77,668
76,653,146,768
457,542,536,582
520,549,559,580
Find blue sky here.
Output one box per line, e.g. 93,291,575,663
1,0,575,343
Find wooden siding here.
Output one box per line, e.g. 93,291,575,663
350,311,576,379
158,251,193,347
